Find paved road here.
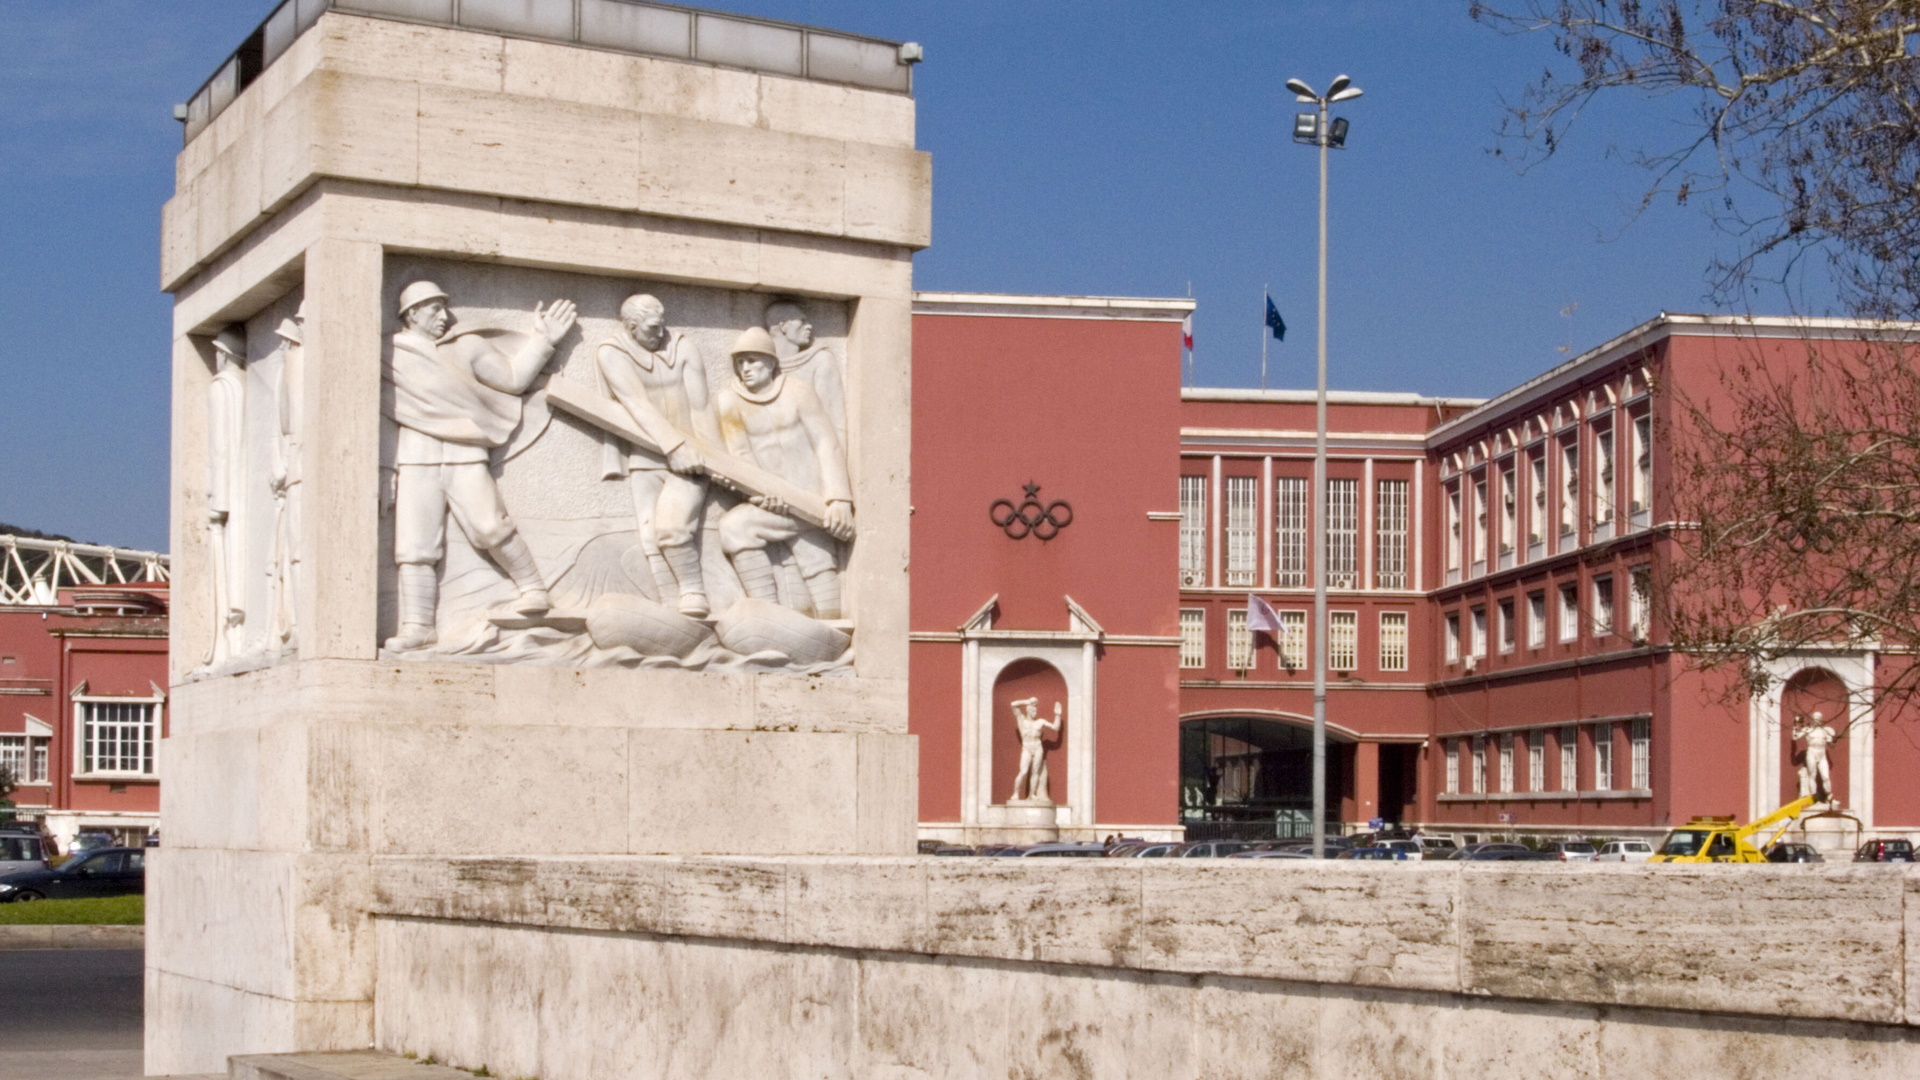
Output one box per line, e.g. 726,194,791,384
0,949,214,1080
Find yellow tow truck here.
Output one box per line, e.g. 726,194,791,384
1647,795,1817,863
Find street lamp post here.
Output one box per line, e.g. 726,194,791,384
1286,74,1360,859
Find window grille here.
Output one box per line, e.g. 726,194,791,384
1529,453,1547,545
1179,609,1206,668
1278,610,1307,669
1275,477,1308,588
1179,476,1208,587
1594,722,1614,791
1499,467,1518,553
1632,413,1653,514
1560,441,1579,536
1226,609,1252,670
1558,583,1579,642
1378,611,1408,672
1445,612,1461,662
1499,598,1515,653
1629,565,1652,641
1224,477,1258,587
1559,725,1578,792
1472,738,1487,794
1328,611,1357,670
1446,741,1460,795
1498,734,1514,793
79,700,156,776
1631,719,1651,790
1527,732,1544,792
1594,426,1616,525
1471,606,1487,657
1593,575,1615,636
1527,591,1547,648
1326,479,1358,589
1374,479,1408,589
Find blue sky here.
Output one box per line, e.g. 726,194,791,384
0,1,1790,551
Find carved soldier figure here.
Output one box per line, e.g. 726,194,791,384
595,294,722,618
1794,711,1839,804
765,299,846,438
206,328,248,663
268,302,304,650
713,327,854,618
1010,697,1062,804
384,281,577,650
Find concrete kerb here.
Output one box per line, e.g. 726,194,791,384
0,923,144,950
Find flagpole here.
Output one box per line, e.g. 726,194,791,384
1261,285,1269,391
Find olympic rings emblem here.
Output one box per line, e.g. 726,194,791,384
990,484,1073,540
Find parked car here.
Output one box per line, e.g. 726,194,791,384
1376,839,1427,861
1176,840,1255,858
1854,838,1915,863
1019,843,1107,857
1448,843,1530,861
0,847,146,902
0,827,48,879
66,832,115,856
1540,840,1599,862
1126,843,1180,858
1410,836,1459,859
1336,846,1412,861
1595,840,1655,863
1765,842,1824,864
1228,850,1313,860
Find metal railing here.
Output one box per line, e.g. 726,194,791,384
0,536,169,608
182,0,917,143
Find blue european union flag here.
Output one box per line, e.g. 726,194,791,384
1265,295,1287,341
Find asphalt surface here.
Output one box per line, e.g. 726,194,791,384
0,948,210,1080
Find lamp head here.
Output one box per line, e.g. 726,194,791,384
1327,74,1351,97
1292,113,1320,143
1327,116,1351,148
1329,86,1364,102
1285,77,1317,100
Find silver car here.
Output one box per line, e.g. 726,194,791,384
0,831,48,878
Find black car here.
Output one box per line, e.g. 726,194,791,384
1766,842,1824,864
0,847,146,902
1854,838,1914,863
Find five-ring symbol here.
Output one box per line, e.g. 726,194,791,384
991,483,1073,540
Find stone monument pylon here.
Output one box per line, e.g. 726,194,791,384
149,4,927,1073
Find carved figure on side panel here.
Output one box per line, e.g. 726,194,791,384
714,328,854,620
766,300,846,440
1793,711,1839,805
205,329,248,664
267,302,304,651
595,294,722,619
1010,697,1062,805
383,281,577,652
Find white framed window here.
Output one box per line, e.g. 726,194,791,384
1631,718,1651,790
0,737,24,785
1471,475,1489,568
1275,477,1309,588
1446,485,1463,578
1326,479,1358,589
1528,451,1548,547
1224,476,1258,587
1226,609,1252,670
1559,440,1579,537
29,738,47,784
1527,591,1547,648
1498,597,1516,654
1558,582,1579,642
1471,738,1487,795
1179,475,1208,587
1445,612,1461,663
1446,740,1461,795
76,698,159,778
1471,606,1488,657
1279,610,1307,669
1378,611,1408,672
1594,722,1614,791
1374,479,1408,589
1179,609,1206,669
1527,731,1544,792
1328,611,1358,671
1631,412,1653,516
1499,465,1518,554
1594,424,1617,526
1592,575,1615,637
1629,565,1652,641
1559,725,1578,792
1498,734,1514,793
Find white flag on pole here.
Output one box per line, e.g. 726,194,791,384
1246,593,1281,635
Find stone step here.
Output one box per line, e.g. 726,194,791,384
230,1052,474,1080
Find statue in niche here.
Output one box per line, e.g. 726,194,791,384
267,302,304,651
766,299,847,439
1009,697,1063,804
595,294,721,619
383,280,577,651
205,328,248,664
1794,711,1839,805
714,328,854,619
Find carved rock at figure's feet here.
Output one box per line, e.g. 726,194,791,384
385,624,438,651
586,593,713,658
714,598,851,666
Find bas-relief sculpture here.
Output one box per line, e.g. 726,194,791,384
205,330,248,665
1009,697,1062,805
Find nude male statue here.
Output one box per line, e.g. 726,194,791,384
713,327,854,619
384,281,577,651
1794,711,1839,803
595,294,722,618
1010,697,1063,804
206,328,247,663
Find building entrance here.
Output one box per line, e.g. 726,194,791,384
1179,717,1350,840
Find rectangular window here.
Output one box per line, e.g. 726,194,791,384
1594,722,1614,791
1446,485,1463,578
1558,583,1579,642
1528,731,1545,792
1499,466,1518,554
1472,738,1487,795
78,700,157,777
1498,734,1514,793
29,738,46,784
1328,611,1358,671
1379,611,1408,672
1446,740,1461,795
1226,609,1252,670
1471,606,1488,657
1629,565,1652,641
1594,424,1617,527
0,737,23,785
1326,479,1358,590
1593,575,1615,636
1374,479,1408,589
1529,452,1548,546
1560,725,1578,792
1179,475,1208,587
1471,476,1489,568
1631,412,1653,515
1528,591,1547,648
1224,476,1258,587
1445,612,1461,663
1279,610,1307,669
1499,598,1516,654
1275,477,1308,588
1560,440,1579,537
1179,609,1206,669
1631,718,1651,790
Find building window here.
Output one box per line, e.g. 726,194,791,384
1179,475,1208,587
1375,479,1408,589
1279,610,1307,669
1326,479,1358,590
1446,740,1461,795
1528,452,1548,548
1226,609,1252,670
1498,597,1516,653
1631,719,1651,790
0,737,24,785
1471,606,1488,657
1629,565,1652,641
1224,476,1258,587
1560,439,1579,537
1559,725,1578,792
1471,475,1489,569
1593,575,1615,637
1594,723,1614,791
1446,484,1463,579
30,738,46,784
1328,611,1357,671
1471,738,1487,794
1558,582,1579,642
1528,590,1547,648
77,700,157,777
1527,731,1545,792
1595,424,1617,527
1379,611,1408,672
1275,477,1308,588
1498,734,1514,793
1445,612,1461,663
1499,465,1518,555
1179,609,1206,668
1631,412,1653,516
